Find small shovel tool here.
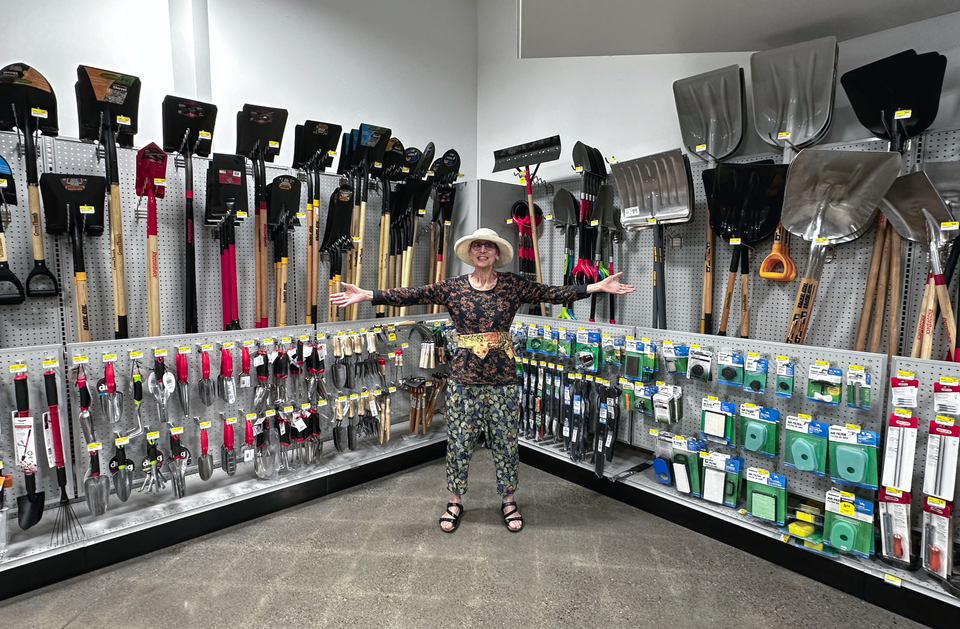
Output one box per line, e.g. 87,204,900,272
218,346,237,404
98,362,123,425
880,171,959,360
199,349,216,406
221,413,237,476
13,373,44,530
83,446,110,517
176,351,190,422
197,417,214,481
782,149,901,345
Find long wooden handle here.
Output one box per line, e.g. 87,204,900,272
700,221,713,334
147,233,160,337
784,277,820,344
855,216,887,351
347,200,367,321
934,275,957,360
376,213,389,316
279,259,288,327
867,225,893,353
911,274,933,358
75,273,91,343
739,266,749,339
888,231,902,359
108,183,128,338
716,270,737,336
921,274,937,360
27,185,44,260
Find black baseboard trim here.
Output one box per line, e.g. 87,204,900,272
1,440,445,601
520,444,952,629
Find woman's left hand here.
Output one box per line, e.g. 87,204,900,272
593,272,636,295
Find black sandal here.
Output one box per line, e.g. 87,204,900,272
501,500,524,532
439,502,463,533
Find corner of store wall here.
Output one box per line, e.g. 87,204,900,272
477,1,960,183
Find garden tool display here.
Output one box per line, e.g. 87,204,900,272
552,188,580,319
237,104,288,328
752,37,838,283
150,357,176,425
0,153,25,304
219,346,237,403
610,148,694,329
168,429,189,498
135,143,167,336
110,435,134,504
139,433,166,495
76,65,141,339
570,142,608,318
176,351,190,422
511,199,544,284
83,444,110,517
221,413,237,476
782,150,901,345
587,185,615,322
267,174,301,326
39,173,106,342
199,349,216,406
253,346,270,414
162,96,217,333
673,64,746,333
45,369,83,544
494,135,562,316
254,415,276,479
198,417,214,481
0,63,60,298
205,153,247,330
75,366,94,443
710,162,788,338
14,372,44,530
880,171,958,360
374,137,405,317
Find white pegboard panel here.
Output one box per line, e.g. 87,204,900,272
64,325,313,498
922,129,960,163
887,356,960,542
0,345,75,524
522,134,958,356
630,327,887,502
0,132,66,349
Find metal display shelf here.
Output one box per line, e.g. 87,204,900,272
519,434,960,610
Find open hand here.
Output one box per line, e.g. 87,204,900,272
595,272,636,295
329,283,370,308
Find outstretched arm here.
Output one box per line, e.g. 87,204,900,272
518,272,635,304
330,282,447,309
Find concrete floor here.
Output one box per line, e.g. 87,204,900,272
1,454,923,629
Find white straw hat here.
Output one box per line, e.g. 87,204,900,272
454,228,513,270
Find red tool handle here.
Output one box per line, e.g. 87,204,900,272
244,417,254,446
201,350,210,379
241,345,251,374
44,370,65,468
221,347,233,377
200,427,208,456
14,372,29,416
224,419,234,451
105,361,116,393
177,351,188,383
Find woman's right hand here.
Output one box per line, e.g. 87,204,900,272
329,283,372,308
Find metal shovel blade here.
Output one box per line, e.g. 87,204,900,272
84,475,110,516
221,446,237,476
881,171,956,247
751,36,838,150
611,149,693,229
199,453,214,481
114,468,132,502
177,381,190,420
920,161,960,219
219,374,237,404
673,64,745,160
199,377,216,407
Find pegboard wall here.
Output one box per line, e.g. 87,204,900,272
888,356,960,542
524,131,960,359
0,344,75,522
0,130,449,348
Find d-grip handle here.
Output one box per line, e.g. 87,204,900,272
26,261,59,297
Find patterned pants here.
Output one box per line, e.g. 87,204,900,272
445,383,520,496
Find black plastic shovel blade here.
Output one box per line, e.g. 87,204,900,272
162,95,218,157
39,174,107,237
0,63,59,136
76,65,141,141
236,104,288,162
267,175,302,227
205,154,248,225
293,120,342,170
17,475,44,530
709,162,787,245
493,136,561,172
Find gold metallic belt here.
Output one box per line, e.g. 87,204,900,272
458,331,515,360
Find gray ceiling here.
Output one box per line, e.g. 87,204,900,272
520,0,960,57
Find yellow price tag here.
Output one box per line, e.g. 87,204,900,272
838,502,855,517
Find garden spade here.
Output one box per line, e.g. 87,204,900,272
83,448,110,516
218,346,237,404
199,349,216,406
197,418,214,481
135,143,167,337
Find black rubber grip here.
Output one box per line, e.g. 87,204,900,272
134,378,143,402
14,374,29,413
44,371,59,406
78,383,91,408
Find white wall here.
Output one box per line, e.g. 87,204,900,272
1,0,176,144
206,0,479,177
478,0,960,182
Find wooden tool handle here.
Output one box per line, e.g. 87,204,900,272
867,225,893,354
934,275,957,360
147,233,160,337
921,274,937,360
279,260,288,326
109,183,128,338
75,273,91,342
911,274,933,358
855,216,887,351
27,184,44,259
376,213,389,316
784,277,820,344
700,221,713,334
717,270,737,336
888,230,902,359
739,268,749,339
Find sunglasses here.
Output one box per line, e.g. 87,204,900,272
470,241,498,252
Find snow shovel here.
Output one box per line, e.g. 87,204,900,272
782,149,901,345
39,173,106,342
76,66,141,339
135,144,167,336
493,135,562,316
673,64,745,331
752,37,838,283
710,162,787,337
841,50,946,154
0,63,60,298
14,372,44,529
162,96,217,333
0,156,25,305
880,171,958,360
237,104,288,328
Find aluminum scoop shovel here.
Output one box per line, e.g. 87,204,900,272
83,449,110,516
782,149,901,345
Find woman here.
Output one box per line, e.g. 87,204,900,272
331,227,635,533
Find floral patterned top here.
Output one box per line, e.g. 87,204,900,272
373,273,587,385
